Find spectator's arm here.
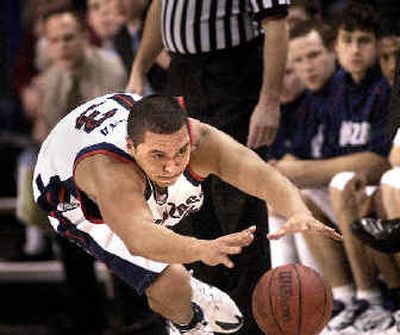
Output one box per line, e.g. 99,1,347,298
275,152,390,188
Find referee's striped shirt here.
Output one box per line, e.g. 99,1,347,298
161,0,290,54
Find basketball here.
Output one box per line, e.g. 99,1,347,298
252,264,333,335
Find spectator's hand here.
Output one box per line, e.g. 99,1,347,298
247,101,279,148
126,70,147,95
21,75,45,119
199,226,255,268
267,214,342,241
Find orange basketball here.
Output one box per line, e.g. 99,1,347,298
252,264,333,335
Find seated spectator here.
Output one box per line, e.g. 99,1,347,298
269,19,354,299
324,3,398,332
334,22,400,254
271,4,394,331
267,49,306,161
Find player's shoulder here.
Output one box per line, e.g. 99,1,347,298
75,152,146,197
189,118,216,148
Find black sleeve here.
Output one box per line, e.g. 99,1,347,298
248,0,289,22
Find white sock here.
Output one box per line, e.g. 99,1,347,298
357,289,382,305
332,284,356,305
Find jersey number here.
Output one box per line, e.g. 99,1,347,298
75,103,117,133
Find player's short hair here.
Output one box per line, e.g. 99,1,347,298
334,1,379,37
290,20,335,50
127,95,189,147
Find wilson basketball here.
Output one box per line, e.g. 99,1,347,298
252,264,333,335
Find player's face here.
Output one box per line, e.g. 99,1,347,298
45,13,86,69
335,29,377,81
379,36,400,87
290,30,336,91
280,56,305,104
129,126,191,188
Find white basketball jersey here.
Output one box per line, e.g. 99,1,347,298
33,93,204,228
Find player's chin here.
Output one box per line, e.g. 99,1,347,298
156,177,178,187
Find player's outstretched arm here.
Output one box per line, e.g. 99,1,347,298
190,121,341,241
74,154,254,266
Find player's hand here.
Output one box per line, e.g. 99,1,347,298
199,226,256,268
267,214,342,241
247,101,280,148
126,70,147,95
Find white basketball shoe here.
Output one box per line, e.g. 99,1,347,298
189,276,243,333
168,276,243,335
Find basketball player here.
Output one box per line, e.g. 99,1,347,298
33,94,340,335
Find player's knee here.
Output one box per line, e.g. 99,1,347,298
145,264,191,311
381,167,400,189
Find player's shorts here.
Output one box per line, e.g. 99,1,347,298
48,216,168,295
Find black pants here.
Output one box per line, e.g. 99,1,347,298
168,38,270,335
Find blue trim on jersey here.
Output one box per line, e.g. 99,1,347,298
109,93,136,111
183,169,202,187
75,142,135,165
56,214,160,294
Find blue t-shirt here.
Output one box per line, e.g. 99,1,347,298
266,93,305,160
289,67,391,159
322,67,391,158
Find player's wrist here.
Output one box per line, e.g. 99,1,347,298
187,238,208,263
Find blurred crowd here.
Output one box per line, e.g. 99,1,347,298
2,0,400,334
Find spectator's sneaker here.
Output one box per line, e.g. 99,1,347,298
351,218,400,253
353,303,394,333
384,310,400,335
189,276,243,333
327,299,369,333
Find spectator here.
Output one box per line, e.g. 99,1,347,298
86,0,123,54
272,6,393,331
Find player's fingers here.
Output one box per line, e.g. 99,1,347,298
220,245,243,255
309,225,343,241
223,228,255,246
266,228,288,240
221,256,234,269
